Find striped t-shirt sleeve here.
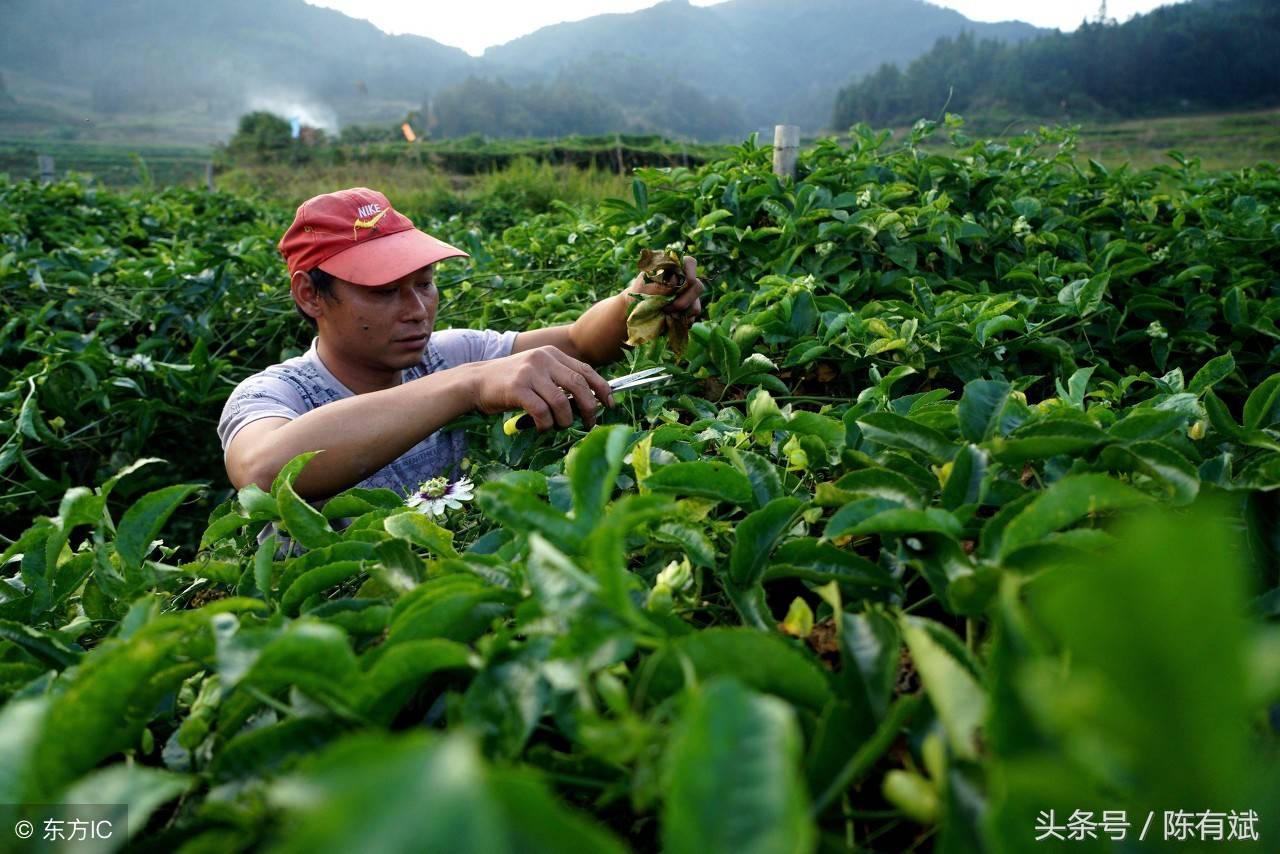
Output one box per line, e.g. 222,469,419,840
217,374,303,453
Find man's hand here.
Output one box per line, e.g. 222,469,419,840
512,255,706,366
469,345,616,431
626,255,705,329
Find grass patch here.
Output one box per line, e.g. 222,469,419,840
215,156,631,221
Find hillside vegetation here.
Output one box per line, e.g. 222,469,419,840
833,0,1280,129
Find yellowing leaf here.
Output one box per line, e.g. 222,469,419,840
779,597,814,638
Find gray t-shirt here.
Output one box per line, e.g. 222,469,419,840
218,328,518,498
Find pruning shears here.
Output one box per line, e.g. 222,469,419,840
503,366,673,435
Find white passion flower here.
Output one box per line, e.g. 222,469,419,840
405,476,474,516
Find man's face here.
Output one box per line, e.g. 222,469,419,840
316,265,439,372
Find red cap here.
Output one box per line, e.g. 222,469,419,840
277,187,468,285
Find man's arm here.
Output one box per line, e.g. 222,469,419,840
226,347,615,499
514,256,704,365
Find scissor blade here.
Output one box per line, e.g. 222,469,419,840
608,366,668,389
611,373,671,393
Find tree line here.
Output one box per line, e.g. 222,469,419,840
832,0,1280,129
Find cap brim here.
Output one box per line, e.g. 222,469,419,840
318,229,469,286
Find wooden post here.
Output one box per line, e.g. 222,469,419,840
772,124,799,180
37,154,55,185
614,133,625,174
205,161,215,192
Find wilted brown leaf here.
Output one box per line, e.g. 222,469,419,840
626,248,692,354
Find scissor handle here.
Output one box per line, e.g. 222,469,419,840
502,369,671,435
504,412,536,435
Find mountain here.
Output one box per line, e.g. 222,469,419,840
0,0,476,135
484,0,1044,130
0,0,1042,141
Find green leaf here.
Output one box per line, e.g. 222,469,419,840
1204,389,1244,440
856,412,957,463
662,678,814,854
201,511,255,549
489,769,629,854
707,328,742,380
1061,366,1096,409
320,488,404,519
211,716,345,783
652,521,717,569
1107,409,1185,442
696,209,734,229
114,483,202,572
975,314,1022,345
729,497,806,587
723,447,784,509
645,627,832,712
241,620,362,711
358,639,474,725
812,693,923,815
1099,440,1200,505
279,561,366,616
0,697,48,802
277,481,340,551
998,474,1150,559
58,765,192,839
268,734,505,853
646,461,754,505
253,534,278,601
98,458,166,499
765,538,896,590
384,511,458,558
272,451,321,496
0,619,80,669
476,482,580,552
17,384,58,445
832,468,923,507
565,425,630,532
957,380,1012,443
384,578,516,650
839,608,901,724
1056,275,1107,316
822,497,903,538
900,616,986,762
788,411,846,450
829,507,962,539
238,483,279,517
991,420,1108,464
1187,352,1235,395
30,626,200,799
1243,373,1280,430
56,486,105,529
941,444,988,509
632,178,649,214
993,505,1261,837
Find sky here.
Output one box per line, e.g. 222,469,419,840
305,0,1185,57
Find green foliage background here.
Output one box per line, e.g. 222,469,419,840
0,119,1278,851
833,0,1280,128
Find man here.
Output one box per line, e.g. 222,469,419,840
218,187,703,501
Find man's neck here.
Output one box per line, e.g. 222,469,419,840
315,337,402,395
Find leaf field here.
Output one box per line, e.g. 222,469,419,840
0,120,1278,851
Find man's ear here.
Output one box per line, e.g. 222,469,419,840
291,270,324,322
